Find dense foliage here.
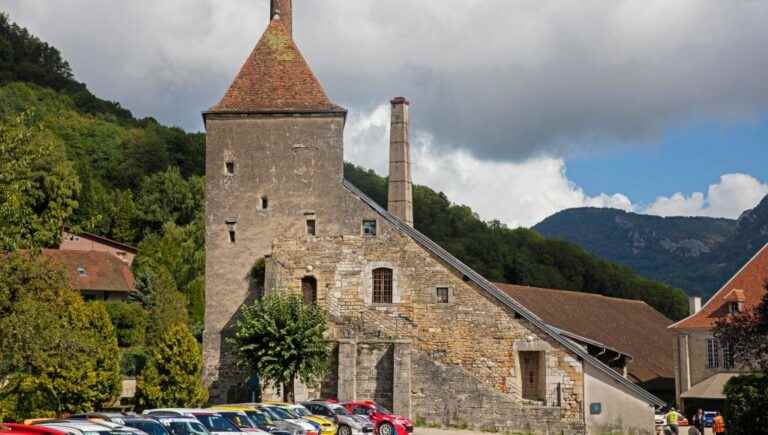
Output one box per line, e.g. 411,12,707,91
135,323,208,408
233,293,330,402
344,163,689,319
534,200,768,298
722,374,768,435
0,253,121,421
714,288,768,373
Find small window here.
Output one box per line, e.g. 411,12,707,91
229,230,236,243
372,268,393,304
77,266,87,276
723,340,735,369
226,219,237,244
225,161,235,175
436,287,449,304
306,219,316,236
728,302,741,314
362,219,377,236
302,276,317,305
260,196,269,210
706,338,720,369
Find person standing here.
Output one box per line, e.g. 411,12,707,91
691,409,706,435
665,408,682,435
713,411,726,435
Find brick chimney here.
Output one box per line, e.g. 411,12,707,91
270,0,292,37
388,97,414,226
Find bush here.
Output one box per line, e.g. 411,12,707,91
723,374,768,435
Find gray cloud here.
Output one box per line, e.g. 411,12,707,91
4,0,768,161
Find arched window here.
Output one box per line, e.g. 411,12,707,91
372,268,393,304
302,276,317,305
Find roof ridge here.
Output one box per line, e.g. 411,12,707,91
342,179,665,407
495,282,648,305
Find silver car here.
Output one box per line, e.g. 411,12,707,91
301,402,374,435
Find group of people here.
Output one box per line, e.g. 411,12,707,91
664,408,726,435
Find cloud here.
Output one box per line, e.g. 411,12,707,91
646,174,768,219
4,1,768,161
345,104,633,228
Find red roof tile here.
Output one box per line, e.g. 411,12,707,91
208,17,344,114
495,282,675,383
671,243,768,330
41,249,135,293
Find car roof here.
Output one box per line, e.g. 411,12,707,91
1,424,67,435
36,422,112,432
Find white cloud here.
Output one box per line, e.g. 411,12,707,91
345,105,633,228
646,174,768,218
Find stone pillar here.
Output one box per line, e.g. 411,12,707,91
270,0,293,37
337,340,357,401
388,97,414,226
392,341,413,418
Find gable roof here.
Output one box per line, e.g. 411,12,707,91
342,179,665,407
496,283,674,384
207,17,344,115
62,226,137,254
670,243,768,330
41,249,135,293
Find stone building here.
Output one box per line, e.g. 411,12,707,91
203,1,663,433
669,242,768,415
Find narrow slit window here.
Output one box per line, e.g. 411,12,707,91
306,219,316,236
436,287,449,304
260,196,269,210
225,161,235,175
362,219,377,236
226,219,237,244
229,229,236,243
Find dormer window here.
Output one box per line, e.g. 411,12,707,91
728,301,742,315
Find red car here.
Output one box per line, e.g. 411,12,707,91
1,424,65,435
341,401,413,435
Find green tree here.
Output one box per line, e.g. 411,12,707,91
135,166,202,234
722,374,768,435
0,253,121,421
134,323,208,408
714,288,768,373
232,292,330,402
105,301,149,348
0,113,80,250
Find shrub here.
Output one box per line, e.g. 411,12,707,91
722,374,768,435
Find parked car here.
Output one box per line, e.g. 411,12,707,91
257,405,318,435
340,401,413,435
1,424,66,435
151,417,209,435
203,410,269,434
32,420,135,435
263,403,335,435
208,406,291,435
301,401,374,435
122,417,173,435
68,415,130,426
143,410,240,435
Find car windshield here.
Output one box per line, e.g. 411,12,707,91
125,420,168,435
329,406,349,416
244,412,270,427
219,413,255,429
265,407,296,420
194,415,239,432
373,404,392,415
168,422,208,435
290,407,311,417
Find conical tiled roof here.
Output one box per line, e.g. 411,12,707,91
209,17,344,114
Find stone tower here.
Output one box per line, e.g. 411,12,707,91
387,97,413,226
202,3,346,401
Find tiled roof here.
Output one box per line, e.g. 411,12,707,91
62,226,137,253
670,243,768,330
343,179,666,407
208,17,344,114
495,283,675,384
41,249,135,293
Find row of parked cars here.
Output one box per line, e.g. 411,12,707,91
0,400,414,435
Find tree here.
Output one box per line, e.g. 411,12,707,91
0,253,121,421
0,112,80,250
714,287,768,373
133,265,190,342
722,374,768,435
105,301,149,348
232,292,330,402
135,166,202,234
134,323,208,408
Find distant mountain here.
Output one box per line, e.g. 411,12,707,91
533,195,768,297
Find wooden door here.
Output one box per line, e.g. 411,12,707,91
521,351,540,400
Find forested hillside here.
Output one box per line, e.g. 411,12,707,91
0,12,688,326
534,198,768,298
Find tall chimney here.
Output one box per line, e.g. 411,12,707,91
388,97,414,226
689,296,702,315
270,0,293,37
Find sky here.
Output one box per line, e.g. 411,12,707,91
4,0,768,227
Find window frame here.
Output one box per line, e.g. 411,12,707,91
722,339,735,369
362,219,377,236
306,219,316,236
372,267,393,304
225,161,235,175
706,337,720,369
436,287,450,304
